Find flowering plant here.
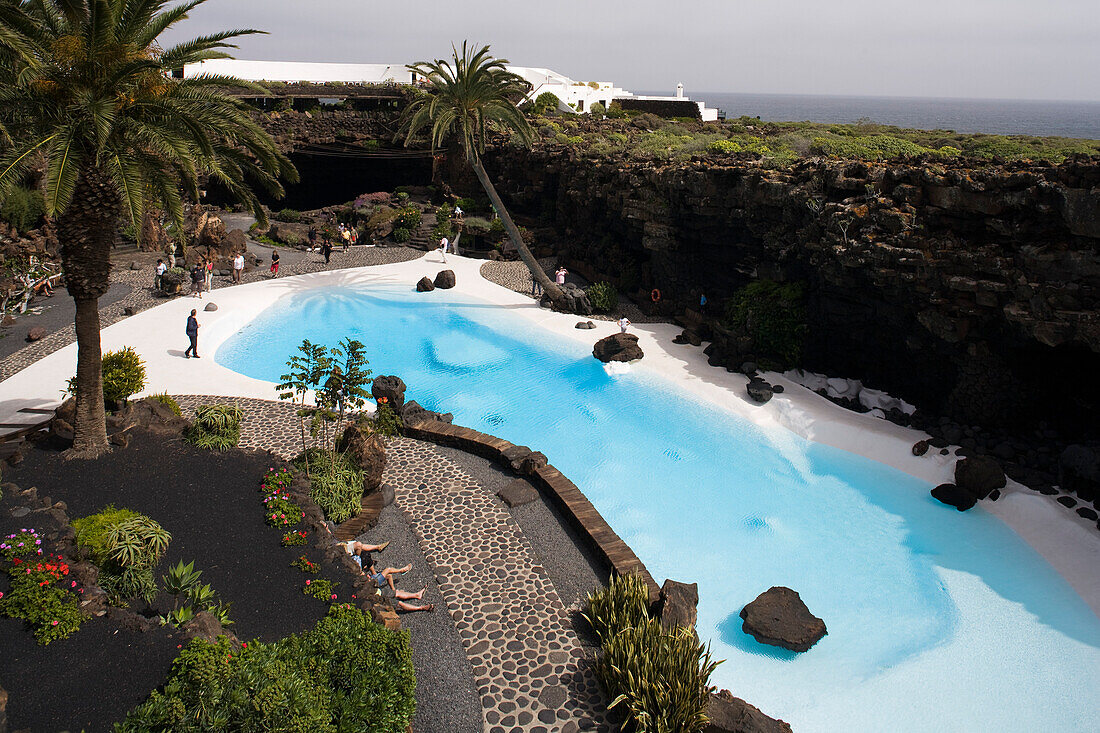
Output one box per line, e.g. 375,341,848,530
291,555,320,574
1,528,43,561
302,577,338,602
1,550,83,644
260,467,294,493
280,530,308,547
264,496,303,527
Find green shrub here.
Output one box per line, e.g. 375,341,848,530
147,393,182,416
722,280,807,368
281,529,308,547
69,347,147,403
372,400,401,437
104,515,172,569
596,619,719,732
0,186,47,232
709,139,741,154
72,505,142,565
394,190,410,204
99,566,158,605
393,206,421,230
292,555,320,574
305,451,364,525
462,216,492,235
303,577,338,601
455,196,477,212
489,217,505,235
586,282,619,313
431,221,454,242
275,208,301,222
584,573,649,645
73,507,168,604
117,604,416,732
391,227,411,243
184,404,243,450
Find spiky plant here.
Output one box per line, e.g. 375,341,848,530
402,42,562,302
0,0,297,457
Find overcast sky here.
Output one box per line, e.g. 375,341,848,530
162,0,1100,102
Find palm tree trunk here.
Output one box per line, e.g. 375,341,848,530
470,156,563,302
57,165,122,459
71,297,109,457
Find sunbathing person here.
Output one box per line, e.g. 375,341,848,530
365,556,434,613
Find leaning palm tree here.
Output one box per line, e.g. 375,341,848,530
403,42,563,302
0,0,296,458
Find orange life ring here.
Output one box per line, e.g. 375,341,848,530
650,289,661,302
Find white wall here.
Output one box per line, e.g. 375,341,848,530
182,59,414,84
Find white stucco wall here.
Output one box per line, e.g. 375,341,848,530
182,59,414,84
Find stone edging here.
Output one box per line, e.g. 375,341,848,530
401,418,661,603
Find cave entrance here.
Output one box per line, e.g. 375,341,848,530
205,145,433,212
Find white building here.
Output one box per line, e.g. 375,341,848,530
181,59,718,120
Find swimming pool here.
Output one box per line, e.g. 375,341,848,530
217,283,1100,732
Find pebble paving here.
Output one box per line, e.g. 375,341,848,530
170,395,609,732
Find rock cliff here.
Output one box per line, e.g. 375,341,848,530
484,147,1100,435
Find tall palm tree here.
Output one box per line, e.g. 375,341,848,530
0,0,296,458
403,42,563,302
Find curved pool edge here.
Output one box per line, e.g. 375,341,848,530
1,252,1097,618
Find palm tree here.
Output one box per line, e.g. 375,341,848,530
403,42,563,302
0,0,296,458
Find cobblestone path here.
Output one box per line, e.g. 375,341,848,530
386,437,607,732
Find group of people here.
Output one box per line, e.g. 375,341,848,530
307,224,357,265
344,540,434,613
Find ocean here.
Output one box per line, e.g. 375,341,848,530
644,92,1100,139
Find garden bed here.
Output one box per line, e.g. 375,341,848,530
0,427,366,731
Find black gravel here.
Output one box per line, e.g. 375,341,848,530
0,432,339,731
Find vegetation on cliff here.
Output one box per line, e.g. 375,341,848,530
522,110,1100,167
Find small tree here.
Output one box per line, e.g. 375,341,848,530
277,341,332,477
278,338,372,476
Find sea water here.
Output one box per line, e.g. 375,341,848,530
218,284,1100,732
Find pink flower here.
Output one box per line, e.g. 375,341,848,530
331,594,337,600
71,581,77,587
51,620,59,626
305,580,311,585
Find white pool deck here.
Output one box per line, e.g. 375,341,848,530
2,252,1098,617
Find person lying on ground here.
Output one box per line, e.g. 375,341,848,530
365,556,434,613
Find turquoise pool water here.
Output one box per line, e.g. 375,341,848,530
218,284,1100,731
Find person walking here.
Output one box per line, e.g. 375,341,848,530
699,292,708,314
190,262,204,298
232,252,244,284
308,226,317,249
270,249,280,277
154,259,167,290
618,315,631,333
322,239,332,264
555,267,567,286
342,226,351,252
439,236,449,263
203,257,214,292
531,274,543,298
184,309,200,358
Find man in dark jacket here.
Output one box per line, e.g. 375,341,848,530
184,309,200,358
